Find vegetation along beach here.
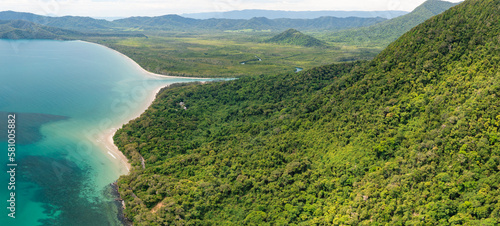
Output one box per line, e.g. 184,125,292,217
3,0,500,225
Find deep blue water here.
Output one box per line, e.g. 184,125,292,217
0,40,210,225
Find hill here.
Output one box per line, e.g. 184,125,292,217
0,20,81,39
0,19,147,40
113,15,386,31
327,0,459,46
182,9,408,20
0,11,115,31
265,28,326,47
0,10,387,32
114,0,500,224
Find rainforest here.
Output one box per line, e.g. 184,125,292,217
113,0,500,225
2,0,498,225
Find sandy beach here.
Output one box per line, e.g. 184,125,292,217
86,40,211,173
98,85,166,172
79,40,209,80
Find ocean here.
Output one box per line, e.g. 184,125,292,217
0,39,209,225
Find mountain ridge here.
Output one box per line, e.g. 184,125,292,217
0,19,147,40
0,10,115,31
181,9,408,20
327,0,459,45
0,20,81,39
113,15,387,31
0,10,387,32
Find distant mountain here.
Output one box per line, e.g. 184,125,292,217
114,14,199,28
0,11,115,31
0,20,81,39
0,11,387,32
329,0,459,45
182,9,408,20
0,19,147,40
265,28,325,47
114,15,387,31
93,17,125,21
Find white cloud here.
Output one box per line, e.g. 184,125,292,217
0,0,464,17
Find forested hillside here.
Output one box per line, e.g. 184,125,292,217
326,0,458,46
0,11,115,31
0,20,147,40
114,0,500,224
0,20,80,39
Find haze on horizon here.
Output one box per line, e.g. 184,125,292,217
2,0,462,18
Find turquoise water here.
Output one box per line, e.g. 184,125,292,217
0,40,210,225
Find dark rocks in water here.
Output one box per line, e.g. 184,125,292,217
110,182,133,226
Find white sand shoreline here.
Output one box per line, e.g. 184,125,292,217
81,39,211,174
99,85,167,172
78,40,210,80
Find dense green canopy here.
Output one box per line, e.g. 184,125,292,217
326,0,458,46
115,0,500,224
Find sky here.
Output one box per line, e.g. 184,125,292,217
1,0,463,18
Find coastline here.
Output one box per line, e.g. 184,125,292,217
78,40,209,80
83,39,211,175
1,39,216,224
98,85,166,172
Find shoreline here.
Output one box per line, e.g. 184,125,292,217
83,39,212,175
98,85,167,173
78,40,210,80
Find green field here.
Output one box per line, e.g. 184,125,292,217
86,32,382,78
